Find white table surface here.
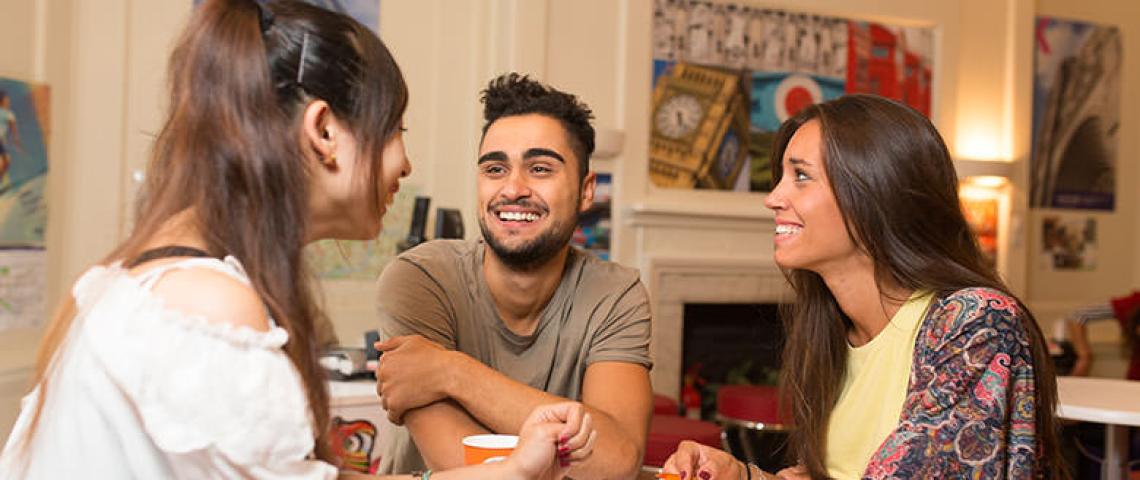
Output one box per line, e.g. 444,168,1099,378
1056,376,1140,426
328,379,380,406
1056,376,1140,480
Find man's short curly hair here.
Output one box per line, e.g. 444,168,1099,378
480,73,595,182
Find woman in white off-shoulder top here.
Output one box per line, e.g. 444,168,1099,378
0,1,594,479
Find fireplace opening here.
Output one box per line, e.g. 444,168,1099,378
680,303,786,420
681,303,790,470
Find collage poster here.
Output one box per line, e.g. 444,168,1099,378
193,0,380,33
960,195,998,270
1031,17,1121,211
572,173,612,261
1041,215,1097,271
305,185,419,280
0,77,50,331
650,0,934,192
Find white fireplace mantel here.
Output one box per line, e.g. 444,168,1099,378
625,201,790,399
642,253,792,398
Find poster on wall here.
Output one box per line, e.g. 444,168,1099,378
650,0,934,192
305,186,418,280
193,0,380,33
0,77,50,331
961,195,998,270
1041,215,1097,271
572,173,612,260
1031,17,1121,211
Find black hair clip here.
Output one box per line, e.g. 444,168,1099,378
255,1,275,33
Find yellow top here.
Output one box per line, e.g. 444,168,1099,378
824,290,934,479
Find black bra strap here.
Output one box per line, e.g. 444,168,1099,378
125,246,215,269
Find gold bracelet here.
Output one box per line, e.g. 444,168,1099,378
752,464,769,480
743,462,767,480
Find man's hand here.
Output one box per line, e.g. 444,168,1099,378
374,335,458,423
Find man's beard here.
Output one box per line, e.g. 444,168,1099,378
480,213,578,271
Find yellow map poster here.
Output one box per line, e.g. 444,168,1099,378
304,185,419,280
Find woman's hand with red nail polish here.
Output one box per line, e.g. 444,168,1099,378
660,440,744,480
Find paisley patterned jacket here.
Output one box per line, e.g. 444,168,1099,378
862,287,1045,479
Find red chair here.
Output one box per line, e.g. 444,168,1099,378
654,394,680,416
644,415,722,467
715,384,790,467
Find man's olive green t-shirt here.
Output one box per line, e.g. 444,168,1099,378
374,239,653,473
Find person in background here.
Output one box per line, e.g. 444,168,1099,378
1061,291,1139,479
372,74,652,479
664,94,1063,479
0,1,592,478
1064,291,1140,380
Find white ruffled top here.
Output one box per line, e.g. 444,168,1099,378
0,257,337,479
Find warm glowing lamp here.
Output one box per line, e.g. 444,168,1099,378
953,158,1012,271
954,158,1013,188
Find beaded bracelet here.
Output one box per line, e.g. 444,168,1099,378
739,460,766,480
751,464,769,480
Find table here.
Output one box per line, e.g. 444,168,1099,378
1056,376,1140,480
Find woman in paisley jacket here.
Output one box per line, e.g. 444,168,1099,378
664,95,1063,479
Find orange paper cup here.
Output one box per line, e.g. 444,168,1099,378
462,434,518,465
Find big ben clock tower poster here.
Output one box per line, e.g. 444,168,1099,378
651,0,934,192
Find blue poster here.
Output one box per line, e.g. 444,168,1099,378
0,78,49,248
572,173,612,260
0,78,49,331
193,0,380,33
1031,17,1121,211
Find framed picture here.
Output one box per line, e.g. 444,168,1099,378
1031,17,1121,211
650,0,934,192
0,77,50,331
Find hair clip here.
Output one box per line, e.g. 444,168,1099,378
297,32,310,85
255,1,275,33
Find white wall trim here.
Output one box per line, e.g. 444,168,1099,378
644,253,791,398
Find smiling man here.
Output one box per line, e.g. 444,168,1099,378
372,73,652,478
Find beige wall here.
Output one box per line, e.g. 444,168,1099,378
1027,0,1140,377
1,0,1138,438
0,0,75,441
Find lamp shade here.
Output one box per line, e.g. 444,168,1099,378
954,158,1013,180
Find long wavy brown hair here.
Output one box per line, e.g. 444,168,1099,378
773,95,1062,478
20,0,407,464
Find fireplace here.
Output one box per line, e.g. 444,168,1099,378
641,253,792,399
681,303,785,418
625,200,789,399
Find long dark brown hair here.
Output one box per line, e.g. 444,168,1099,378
773,94,1062,478
21,0,407,464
